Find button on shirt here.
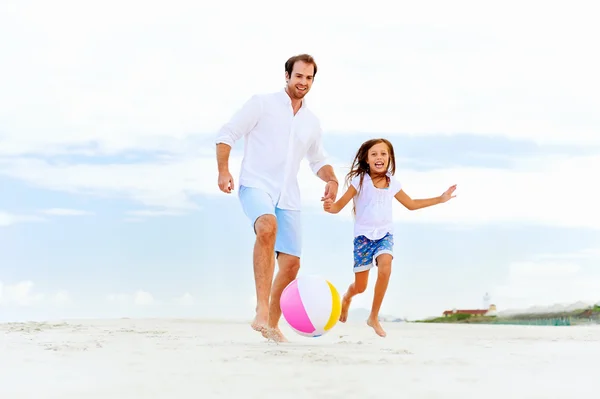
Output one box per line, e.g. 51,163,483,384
351,173,403,240
215,89,329,211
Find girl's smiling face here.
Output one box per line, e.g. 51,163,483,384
367,142,390,174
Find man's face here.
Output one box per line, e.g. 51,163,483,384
286,61,314,100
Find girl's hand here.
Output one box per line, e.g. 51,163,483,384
440,184,457,203
323,198,335,213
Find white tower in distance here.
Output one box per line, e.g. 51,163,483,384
483,292,491,310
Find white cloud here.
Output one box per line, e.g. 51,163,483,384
305,153,600,230
494,268,600,311
0,157,204,210
123,218,144,223
507,261,581,279
106,293,130,304
321,154,599,230
1,209,90,227
0,281,44,306
493,248,600,311
173,292,195,306
134,291,154,306
1,152,598,229
127,209,186,217
40,208,92,216
0,0,598,158
107,290,155,306
53,290,72,306
0,281,73,309
532,248,600,261
0,211,45,227
123,209,186,223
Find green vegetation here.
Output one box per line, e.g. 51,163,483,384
416,314,496,324
414,305,600,326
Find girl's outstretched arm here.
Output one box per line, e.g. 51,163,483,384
323,185,357,214
394,184,457,211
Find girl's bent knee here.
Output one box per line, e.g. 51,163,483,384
378,264,392,278
353,270,369,293
355,283,368,294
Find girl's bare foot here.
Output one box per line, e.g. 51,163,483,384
339,294,352,322
367,316,387,337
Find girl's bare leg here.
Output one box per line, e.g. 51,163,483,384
339,270,369,322
367,254,392,337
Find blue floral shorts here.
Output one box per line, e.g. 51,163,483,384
353,233,394,272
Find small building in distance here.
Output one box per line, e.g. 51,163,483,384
443,304,497,317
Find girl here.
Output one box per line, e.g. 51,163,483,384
323,138,456,337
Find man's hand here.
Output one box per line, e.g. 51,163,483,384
218,171,235,193
321,181,338,202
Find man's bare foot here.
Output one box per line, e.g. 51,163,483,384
367,317,387,337
262,327,288,343
251,313,268,333
339,294,352,322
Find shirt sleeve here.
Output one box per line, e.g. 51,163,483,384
350,175,361,190
390,177,402,195
305,125,329,175
215,95,261,147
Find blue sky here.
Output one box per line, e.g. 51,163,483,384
1,0,599,322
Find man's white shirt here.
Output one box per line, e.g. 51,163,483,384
215,89,329,211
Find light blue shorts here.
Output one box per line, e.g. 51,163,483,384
238,185,302,258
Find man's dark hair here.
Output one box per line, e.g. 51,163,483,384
285,54,317,77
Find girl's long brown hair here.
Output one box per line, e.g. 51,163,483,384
344,138,396,214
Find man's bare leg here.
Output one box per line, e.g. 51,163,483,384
262,253,300,342
250,215,277,333
339,270,369,322
366,254,392,337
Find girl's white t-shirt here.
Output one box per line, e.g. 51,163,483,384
350,172,402,240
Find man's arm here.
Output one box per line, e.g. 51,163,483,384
305,127,329,175
216,144,232,174
215,95,261,193
317,165,339,201
306,127,339,200
215,94,261,148
316,164,338,184
216,143,234,193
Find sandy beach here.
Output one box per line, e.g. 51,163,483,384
1,318,598,398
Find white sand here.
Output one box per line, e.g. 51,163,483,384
1,318,598,398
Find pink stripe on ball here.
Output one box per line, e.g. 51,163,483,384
281,279,315,334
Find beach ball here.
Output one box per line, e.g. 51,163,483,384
280,275,342,337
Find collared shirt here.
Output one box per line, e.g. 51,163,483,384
351,172,402,240
215,89,329,210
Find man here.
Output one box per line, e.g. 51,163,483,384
215,54,339,342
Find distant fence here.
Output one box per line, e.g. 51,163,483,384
573,313,600,325
489,317,572,326
484,314,600,326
